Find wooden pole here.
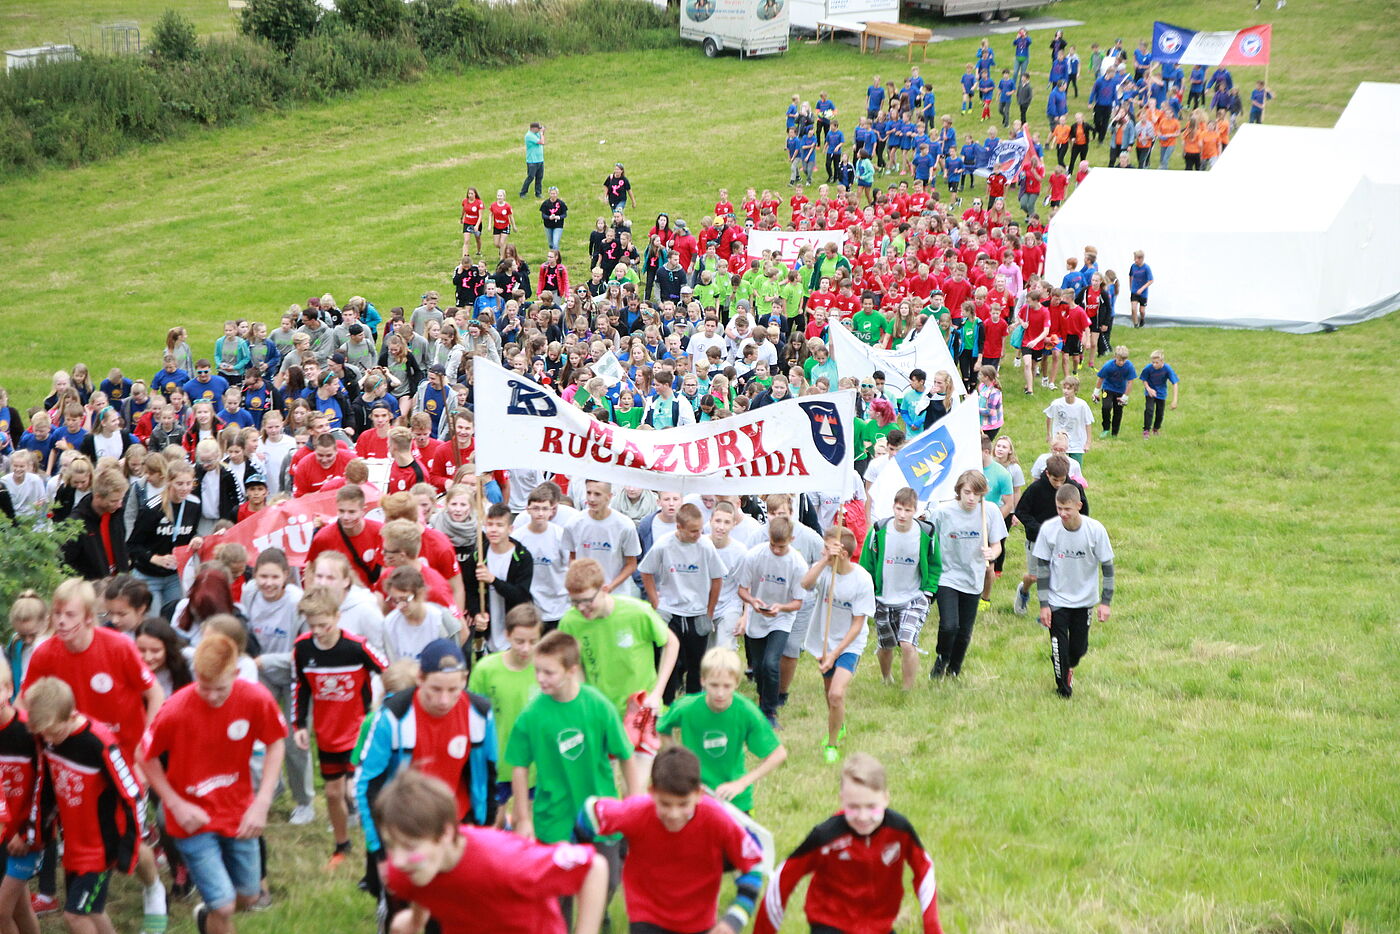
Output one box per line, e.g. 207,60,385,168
820,504,845,652
474,473,487,656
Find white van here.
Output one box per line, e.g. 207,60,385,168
680,0,790,58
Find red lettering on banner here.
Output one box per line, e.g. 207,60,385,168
541,427,564,455
714,430,742,468
566,431,589,459
588,424,615,463
785,447,809,476
652,444,679,472
680,439,711,473
618,441,648,469
737,422,768,459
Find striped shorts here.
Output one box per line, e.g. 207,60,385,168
874,593,931,649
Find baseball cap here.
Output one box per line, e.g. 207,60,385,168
419,638,467,674
244,473,267,489
330,352,347,365
680,285,694,293
428,363,447,375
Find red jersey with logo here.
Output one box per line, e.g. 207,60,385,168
355,431,391,459
387,826,592,934
292,449,353,496
0,713,37,846
305,519,384,587
22,628,155,764
38,719,140,874
589,795,761,933
755,810,941,934
409,692,480,821
1059,304,1091,340
291,631,386,753
488,201,513,230
982,317,1010,359
386,458,430,495
461,198,483,227
140,680,287,839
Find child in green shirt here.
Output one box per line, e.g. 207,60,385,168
658,648,787,813
468,604,541,826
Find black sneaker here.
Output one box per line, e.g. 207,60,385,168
194,903,210,934
930,656,947,679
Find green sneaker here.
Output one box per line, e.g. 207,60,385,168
1099,429,1111,439
837,724,848,742
823,745,841,764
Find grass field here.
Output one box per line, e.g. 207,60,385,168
4,0,1400,931
0,0,233,52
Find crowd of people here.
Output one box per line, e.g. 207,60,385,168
0,21,1206,934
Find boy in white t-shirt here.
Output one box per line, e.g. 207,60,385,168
1042,376,1094,463
735,517,808,728
639,504,726,702
705,502,751,651
930,471,1007,680
1033,483,1114,698
800,526,876,764
859,486,941,691
566,480,642,595
515,485,572,630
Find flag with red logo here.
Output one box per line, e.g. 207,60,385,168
1152,22,1272,66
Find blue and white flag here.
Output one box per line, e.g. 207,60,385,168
1152,21,1272,66
867,401,982,520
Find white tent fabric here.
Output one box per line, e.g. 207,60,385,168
1044,83,1400,333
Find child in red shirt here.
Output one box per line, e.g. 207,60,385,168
582,747,767,934
141,633,287,931
379,770,607,934
488,190,515,259
756,753,941,934
1048,165,1070,207
292,588,387,867
0,658,39,934
26,677,141,929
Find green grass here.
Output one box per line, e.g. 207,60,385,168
4,0,1400,931
1,0,234,51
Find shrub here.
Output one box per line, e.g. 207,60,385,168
337,0,404,39
240,0,322,54
150,9,201,63
0,518,79,639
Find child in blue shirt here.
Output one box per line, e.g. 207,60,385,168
911,144,936,184
824,120,845,183
1092,346,1137,438
1012,29,1032,84
1188,65,1207,107
872,113,890,173
945,151,965,194
998,69,1016,126
1128,250,1153,328
785,128,801,185
799,128,818,182
921,88,937,131
1139,350,1179,437
960,136,982,173
1248,82,1273,124
960,65,976,114
978,70,995,119
866,78,885,119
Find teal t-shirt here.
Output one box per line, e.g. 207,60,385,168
524,130,544,163
982,460,1014,513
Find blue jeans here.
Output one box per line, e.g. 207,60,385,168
744,630,788,718
1158,143,1175,169
545,226,562,252
134,569,183,617
174,833,260,911
1014,56,1029,85
519,161,544,197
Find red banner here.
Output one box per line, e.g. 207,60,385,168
174,486,382,575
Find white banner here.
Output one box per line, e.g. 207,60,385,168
867,401,983,520
473,361,856,494
827,319,966,398
747,229,846,268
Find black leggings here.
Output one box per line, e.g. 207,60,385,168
1055,143,1068,167
1101,391,1125,434
875,140,887,168
1049,605,1090,696
825,150,840,182
1183,152,1202,171
665,614,709,702
1143,395,1167,431
935,587,981,675
1069,142,1088,168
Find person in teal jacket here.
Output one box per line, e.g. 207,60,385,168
214,322,251,380
859,488,941,690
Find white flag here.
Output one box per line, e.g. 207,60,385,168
866,401,983,520
827,319,966,398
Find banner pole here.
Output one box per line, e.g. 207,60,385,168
474,472,487,658
820,504,845,653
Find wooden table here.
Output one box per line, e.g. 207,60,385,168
861,21,933,62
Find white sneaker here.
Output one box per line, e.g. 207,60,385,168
289,804,316,826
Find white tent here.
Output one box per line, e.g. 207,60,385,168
1044,83,1400,332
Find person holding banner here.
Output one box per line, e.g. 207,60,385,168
800,526,876,765
930,471,1006,680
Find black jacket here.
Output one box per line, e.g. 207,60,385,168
194,464,243,523
63,496,130,580
460,538,534,620
1014,475,1088,544
127,496,201,577
78,431,137,463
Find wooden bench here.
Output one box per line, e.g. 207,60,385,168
816,18,866,44
861,21,933,62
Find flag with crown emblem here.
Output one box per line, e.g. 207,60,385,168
867,401,983,520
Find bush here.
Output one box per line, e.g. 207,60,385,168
337,0,404,39
289,28,425,99
240,0,322,54
151,9,201,63
0,518,79,638
406,0,475,60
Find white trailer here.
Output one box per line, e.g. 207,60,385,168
790,0,898,35
680,0,790,58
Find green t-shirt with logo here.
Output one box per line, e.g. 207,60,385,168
852,309,890,346
656,692,780,813
505,684,632,843
468,652,538,770
558,595,670,714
